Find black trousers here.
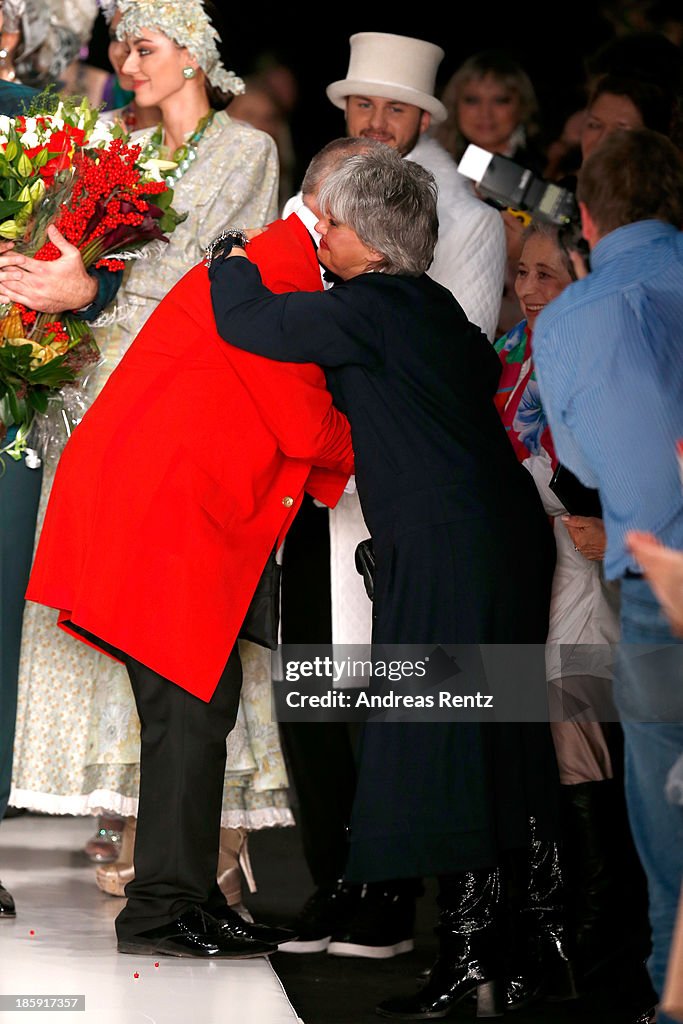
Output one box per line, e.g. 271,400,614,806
115,647,242,941
278,494,357,886
279,722,357,886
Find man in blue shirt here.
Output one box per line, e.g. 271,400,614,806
533,127,683,1024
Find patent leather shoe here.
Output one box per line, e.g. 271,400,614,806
117,907,276,958
206,902,297,945
378,868,505,1018
0,881,16,918
376,956,504,1019
633,1008,656,1024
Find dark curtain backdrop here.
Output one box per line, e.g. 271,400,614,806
87,4,618,193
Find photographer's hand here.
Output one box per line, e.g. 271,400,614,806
501,209,526,264
562,514,606,560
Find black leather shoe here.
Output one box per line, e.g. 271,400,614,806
208,902,297,945
278,878,363,954
0,881,16,918
117,907,276,958
328,880,417,958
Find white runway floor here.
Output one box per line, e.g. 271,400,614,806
0,815,303,1024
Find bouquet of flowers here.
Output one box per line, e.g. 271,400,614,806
0,90,185,465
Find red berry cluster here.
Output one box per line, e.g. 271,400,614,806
32,138,171,263
14,303,38,330
95,257,126,272
40,320,69,345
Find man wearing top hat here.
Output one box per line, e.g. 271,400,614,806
277,32,508,962
326,31,506,343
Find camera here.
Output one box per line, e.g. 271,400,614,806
457,144,579,227
457,144,589,274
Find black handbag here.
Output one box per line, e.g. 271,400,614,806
238,546,281,650
354,538,376,601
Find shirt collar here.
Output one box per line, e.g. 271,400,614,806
290,195,322,247
591,219,678,270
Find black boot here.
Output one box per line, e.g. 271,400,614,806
376,868,504,1020
560,779,651,984
505,819,578,1010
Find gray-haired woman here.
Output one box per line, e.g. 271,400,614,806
209,148,570,1018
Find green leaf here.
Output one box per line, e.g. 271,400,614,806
7,385,21,423
28,389,48,413
0,199,28,220
148,187,173,211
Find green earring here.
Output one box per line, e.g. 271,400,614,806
183,67,196,79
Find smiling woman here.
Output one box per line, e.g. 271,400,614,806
435,48,544,172
492,221,648,983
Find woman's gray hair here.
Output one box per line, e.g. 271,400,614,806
316,148,439,276
520,219,574,278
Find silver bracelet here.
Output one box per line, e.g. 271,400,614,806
204,229,248,268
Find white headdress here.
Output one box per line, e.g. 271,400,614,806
116,0,245,96
97,0,118,23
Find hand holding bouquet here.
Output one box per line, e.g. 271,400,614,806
0,90,185,465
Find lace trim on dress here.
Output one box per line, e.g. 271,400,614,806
8,790,295,830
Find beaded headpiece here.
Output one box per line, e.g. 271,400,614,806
116,0,245,96
97,0,118,23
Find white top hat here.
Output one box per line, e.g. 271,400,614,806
326,31,447,124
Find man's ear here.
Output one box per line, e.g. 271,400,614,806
419,110,431,135
579,201,599,249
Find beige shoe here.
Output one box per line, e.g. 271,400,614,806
95,820,258,914
95,816,136,897
83,814,126,863
217,827,256,922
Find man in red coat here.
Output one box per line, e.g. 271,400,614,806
25,141,361,959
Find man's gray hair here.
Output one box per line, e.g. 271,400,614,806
316,148,439,276
301,137,387,197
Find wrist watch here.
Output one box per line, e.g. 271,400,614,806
204,229,249,268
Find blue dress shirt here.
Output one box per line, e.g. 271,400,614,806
533,220,683,580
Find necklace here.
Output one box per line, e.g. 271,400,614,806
140,110,216,187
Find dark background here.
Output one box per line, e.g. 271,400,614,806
86,4,622,183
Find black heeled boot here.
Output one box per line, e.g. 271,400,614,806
560,779,651,984
375,868,504,1020
505,818,578,1010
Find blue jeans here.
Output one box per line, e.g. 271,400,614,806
615,577,683,1024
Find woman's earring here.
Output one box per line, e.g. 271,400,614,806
183,67,196,79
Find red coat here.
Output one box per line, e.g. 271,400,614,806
26,215,354,700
